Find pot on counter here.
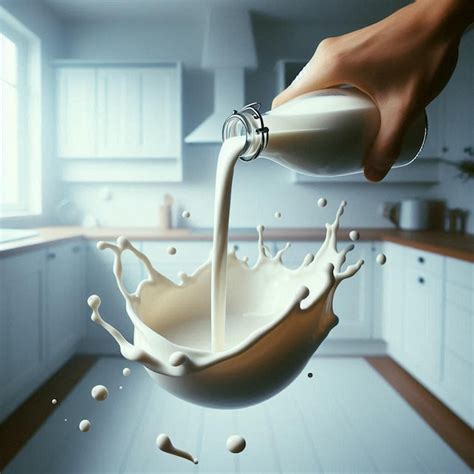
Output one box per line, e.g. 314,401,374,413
389,198,430,231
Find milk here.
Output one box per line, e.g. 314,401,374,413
222,87,427,177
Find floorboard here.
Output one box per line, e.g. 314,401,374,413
4,357,471,474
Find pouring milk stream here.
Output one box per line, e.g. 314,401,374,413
88,86,426,408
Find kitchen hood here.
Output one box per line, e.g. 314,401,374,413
185,8,257,144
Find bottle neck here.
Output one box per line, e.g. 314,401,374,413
222,103,269,161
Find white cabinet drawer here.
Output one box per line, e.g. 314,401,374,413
445,297,472,365
446,257,474,289
402,246,444,275
446,281,473,313
442,350,473,425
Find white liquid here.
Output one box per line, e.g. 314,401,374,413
376,253,387,265
226,435,246,454
122,367,131,377
210,136,247,352
349,230,360,241
51,398,57,405
91,385,108,401
182,210,191,219
87,199,363,408
167,246,177,256
274,211,282,219
156,434,198,464
317,198,327,208
79,420,91,432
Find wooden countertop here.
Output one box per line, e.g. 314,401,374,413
1,226,473,262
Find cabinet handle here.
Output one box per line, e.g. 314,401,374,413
442,146,449,153
72,246,81,253
418,276,425,284
418,256,425,264
46,252,56,260
463,146,473,156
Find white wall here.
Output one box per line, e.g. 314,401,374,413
61,17,441,229
1,0,66,225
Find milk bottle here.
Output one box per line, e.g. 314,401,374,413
222,87,427,177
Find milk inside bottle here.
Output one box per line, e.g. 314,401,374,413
222,87,427,176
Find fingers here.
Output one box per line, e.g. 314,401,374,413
364,99,410,182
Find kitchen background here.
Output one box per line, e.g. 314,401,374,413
0,1,472,473
1,0,473,230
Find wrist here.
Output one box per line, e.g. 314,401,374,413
417,0,474,34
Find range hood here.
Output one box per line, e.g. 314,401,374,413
185,8,257,144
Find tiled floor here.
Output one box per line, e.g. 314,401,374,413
5,357,470,473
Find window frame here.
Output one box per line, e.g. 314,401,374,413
0,8,42,219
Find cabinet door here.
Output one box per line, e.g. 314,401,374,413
97,68,142,157
57,68,97,157
381,243,406,359
97,67,179,158
402,267,443,384
0,250,44,419
44,241,84,361
442,29,474,160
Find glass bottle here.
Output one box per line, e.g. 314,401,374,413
222,87,427,177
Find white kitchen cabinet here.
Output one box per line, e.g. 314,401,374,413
0,239,86,421
440,257,473,424
382,243,473,425
56,68,97,158
96,67,179,158
0,249,44,420
44,241,85,362
55,61,183,182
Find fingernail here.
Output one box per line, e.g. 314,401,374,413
365,166,386,182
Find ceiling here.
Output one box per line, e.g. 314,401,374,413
44,0,412,24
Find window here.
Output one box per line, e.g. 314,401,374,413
0,32,21,208
0,9,41,218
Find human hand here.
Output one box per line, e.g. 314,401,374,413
272,0,473,181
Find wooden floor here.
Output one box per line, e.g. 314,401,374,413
3,356,470,474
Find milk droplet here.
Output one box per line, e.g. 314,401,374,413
79,419,91,432
122,367,131,377
64,418,68,422
376,253,387,265
317,198,327,208
119,386,123,390
274,211,282,219
349,230,360,241
226,434,246,454
182,210,191,219
51,398,57,405
156,433,198,464
167,246,177,255
91,385,109,401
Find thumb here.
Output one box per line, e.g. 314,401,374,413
364,100,410,182
272,41,343,109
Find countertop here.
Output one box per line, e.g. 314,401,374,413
0,226,473,262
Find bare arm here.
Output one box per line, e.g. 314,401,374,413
272,0,474,181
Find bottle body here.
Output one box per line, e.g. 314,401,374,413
222,87,427,177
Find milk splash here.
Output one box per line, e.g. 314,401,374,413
87,200,363,409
